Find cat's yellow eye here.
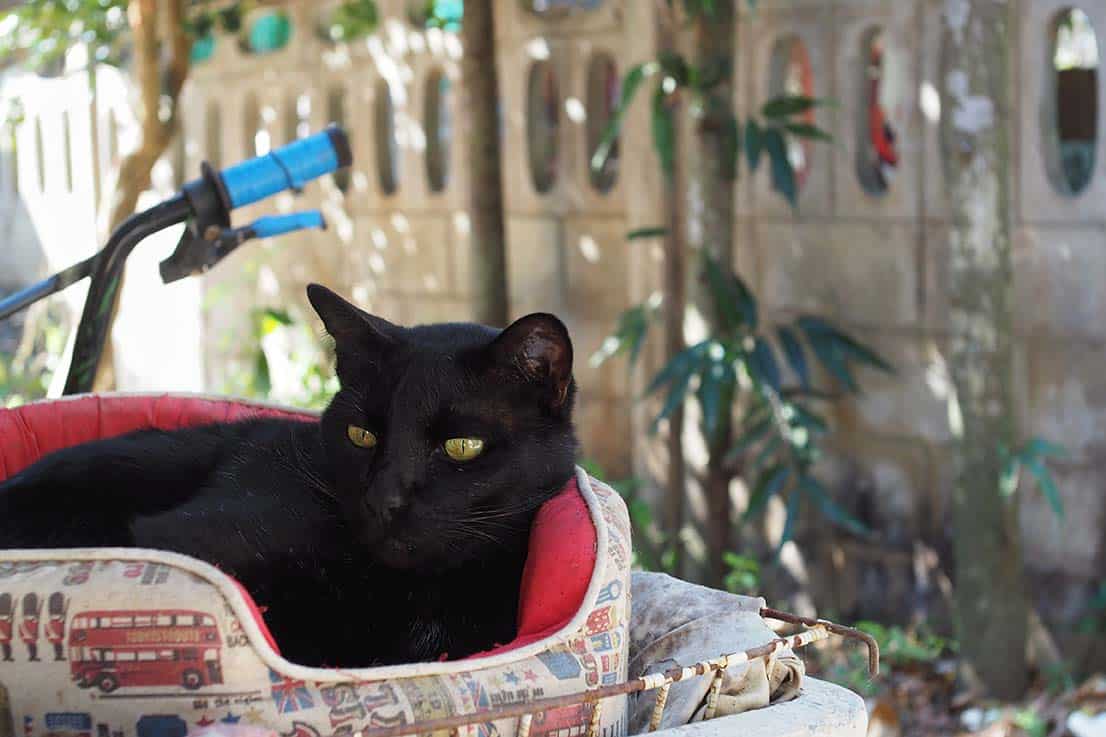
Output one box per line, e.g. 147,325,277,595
444,437,485,462
347,425,378,449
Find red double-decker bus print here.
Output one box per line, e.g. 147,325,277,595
67,609,223,693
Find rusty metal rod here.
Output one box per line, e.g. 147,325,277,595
760,606,880,677
352,627,828,737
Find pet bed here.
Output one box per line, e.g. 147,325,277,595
0,394,632,737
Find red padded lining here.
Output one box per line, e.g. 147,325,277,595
0,394,597,663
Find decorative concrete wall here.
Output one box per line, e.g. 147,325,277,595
732,0,1104,642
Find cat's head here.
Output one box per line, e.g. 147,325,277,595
307,284,579,570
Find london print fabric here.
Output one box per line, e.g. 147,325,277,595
0,473,631,737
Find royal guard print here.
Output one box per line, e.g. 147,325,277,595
94,723,125,737
0,594,12,662
68,610,223,693
47,593,68,662
19,594,41,662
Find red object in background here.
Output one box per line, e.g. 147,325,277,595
0,394,598,664
867,44,899,168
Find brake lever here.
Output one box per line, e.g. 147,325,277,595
159,210,327,285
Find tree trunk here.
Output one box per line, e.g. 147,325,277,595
92,0,191,390
940,0,1028,699
460,0,509,327
687,0,736,587
654,0,688,575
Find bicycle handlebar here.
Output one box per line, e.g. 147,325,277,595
3,125,353,394
214,125,352,209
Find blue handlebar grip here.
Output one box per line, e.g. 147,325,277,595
250,211,326,238
219,125,352,209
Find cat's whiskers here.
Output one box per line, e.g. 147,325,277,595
446,523,503,547
270,434,341,506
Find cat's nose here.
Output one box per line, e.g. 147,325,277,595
373,491,406,525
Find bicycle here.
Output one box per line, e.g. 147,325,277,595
0,124,352,394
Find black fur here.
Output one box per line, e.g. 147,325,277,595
0,285,578,667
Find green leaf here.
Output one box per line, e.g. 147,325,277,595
776,326,808,389
725,415,773,464
651,83,676,177
644,342,706,396
689,56,729,91
1024,458,1064,519
698,353,728,441
651,367,695,434
592,62,656,173
751,434,784,473
657,52,689,86
801,476,868,535
1090,582,1106,611
797,315,894,374
837,335,893,374
744,119,763,172
789,403,828,434
749,337,781,393
646,343,710,433
796,317,859,393
744,464,790,522
701,254,758,333
783,122,833,142
740,399,772,430
259,307,293,336
627,226,668,240
761,95,833,118
763,128,797,206
590,303,655,369
1021,437,1068,461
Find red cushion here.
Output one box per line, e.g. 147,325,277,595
0,394,596,663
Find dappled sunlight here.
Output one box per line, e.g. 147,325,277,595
683,304,709,346
452,211,470,236
526,37,551,61
565,96,587,123
577,233,600,263
920,80,941,122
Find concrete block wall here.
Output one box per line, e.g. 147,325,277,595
735,0,1105,631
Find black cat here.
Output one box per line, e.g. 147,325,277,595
0,285,579,667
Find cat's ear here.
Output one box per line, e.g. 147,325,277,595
307,284,397,376
491,313,574,408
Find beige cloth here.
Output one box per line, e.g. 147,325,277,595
627,572,804,734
